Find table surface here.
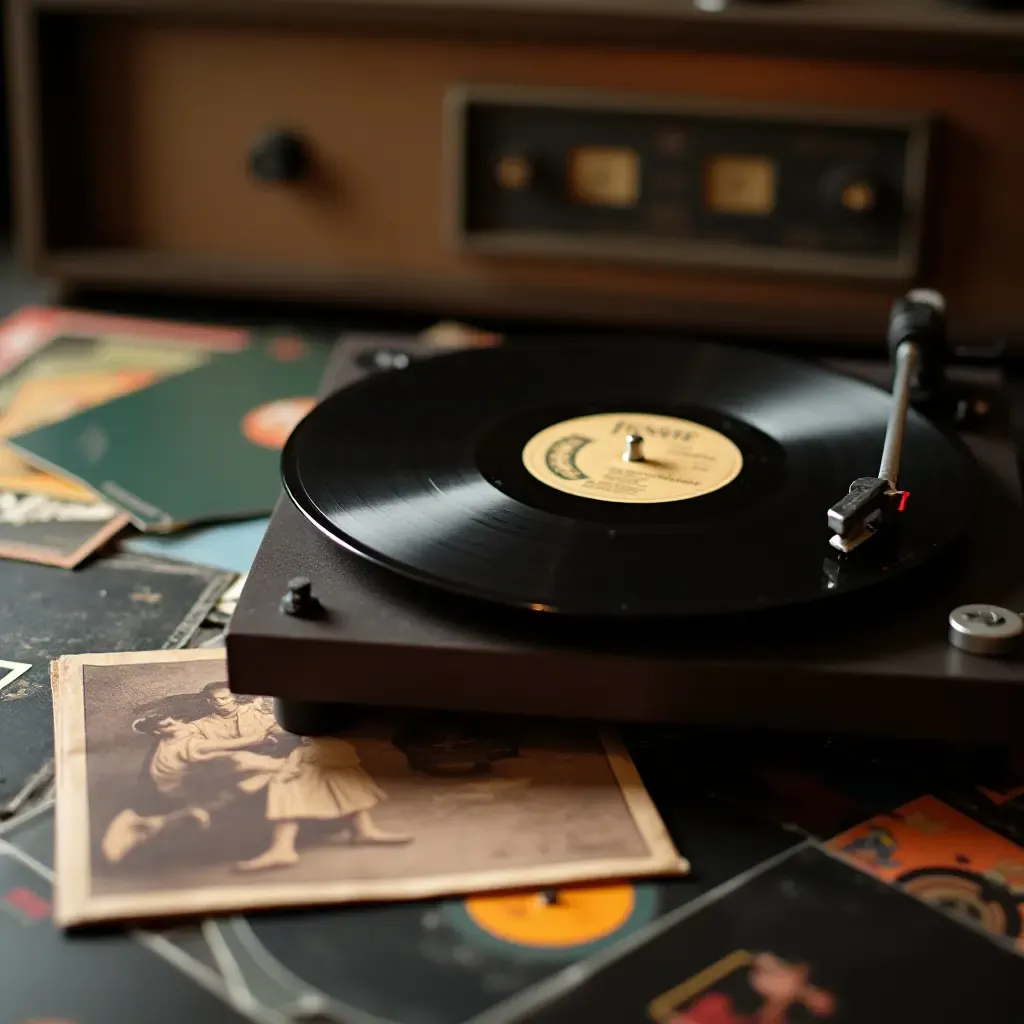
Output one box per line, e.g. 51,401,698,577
4,241,1024,1022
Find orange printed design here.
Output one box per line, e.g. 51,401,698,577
648,950,836,1024
48,307,248,350
269,336,308,362
465,884,636,949
241,397,316,450
978,784,1024,807
2,886,51,924
828,794,1024,948
0,308,56,376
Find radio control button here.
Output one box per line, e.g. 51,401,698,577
840,181,878,214
494,154,534,191
820,165,886,219
248,129,309,183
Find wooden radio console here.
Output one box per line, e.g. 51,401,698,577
7,0,1024,348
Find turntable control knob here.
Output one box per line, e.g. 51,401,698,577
281,576,323,619
355,348,414,373
248,129,310,184
820,166,885,218
948,604,1024,655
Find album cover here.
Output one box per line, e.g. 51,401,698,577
197,790,803,1024
504,845,1024,1024
0,307,249,501
0,369,161,498
52,648,686,926
938,778,1024,849
0,488,129,567
629,726,945,843
828,793,1024,953
0,553,234,813
0,305,247,409
0,804,261,1024
1,799,229,979
122,516,271,575
0,307,54,379
9,334,329,530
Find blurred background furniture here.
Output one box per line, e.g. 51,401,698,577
5,0,1024,353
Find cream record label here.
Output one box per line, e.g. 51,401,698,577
520,412,743,504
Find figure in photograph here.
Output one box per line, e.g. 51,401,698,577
55,649,685,927
237,736,412,872
101,688,286,863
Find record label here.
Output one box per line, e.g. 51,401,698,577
520,412,744,504
463,885,638,949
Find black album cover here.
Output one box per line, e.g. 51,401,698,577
0,488,129,567
1,797,56,871
0,552,233,814
938,778,1024,850
0,800,229,981
505,844,1024,1024
0,807,255,1024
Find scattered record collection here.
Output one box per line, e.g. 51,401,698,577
3,293,1024,1022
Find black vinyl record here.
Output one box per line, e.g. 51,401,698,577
281,340,975,617
205,785,801,1024
212,882,677,1024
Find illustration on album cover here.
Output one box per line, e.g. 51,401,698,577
648,950,837,1024
829,794,1024,952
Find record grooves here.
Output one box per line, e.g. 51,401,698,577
282,340,976,619
212,881,673,1024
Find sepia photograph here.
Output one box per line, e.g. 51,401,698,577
53,649,687,926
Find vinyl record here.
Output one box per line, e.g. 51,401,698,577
211,881,673,1024
282,340,976,617
204,782,803,1024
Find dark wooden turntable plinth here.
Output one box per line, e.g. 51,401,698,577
224,336,1024,743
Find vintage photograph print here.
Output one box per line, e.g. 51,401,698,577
53,649,686,926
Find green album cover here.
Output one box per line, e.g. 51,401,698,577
8,334,328,531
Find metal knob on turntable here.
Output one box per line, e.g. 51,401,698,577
948,605,1024,655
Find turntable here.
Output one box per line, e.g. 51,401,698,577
225,291,1024,741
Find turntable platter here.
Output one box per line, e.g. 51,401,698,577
281,340,975,618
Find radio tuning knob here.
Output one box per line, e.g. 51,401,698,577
838,181,877,214
820,165,885,219
494,154,534,191
248,129,310,183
